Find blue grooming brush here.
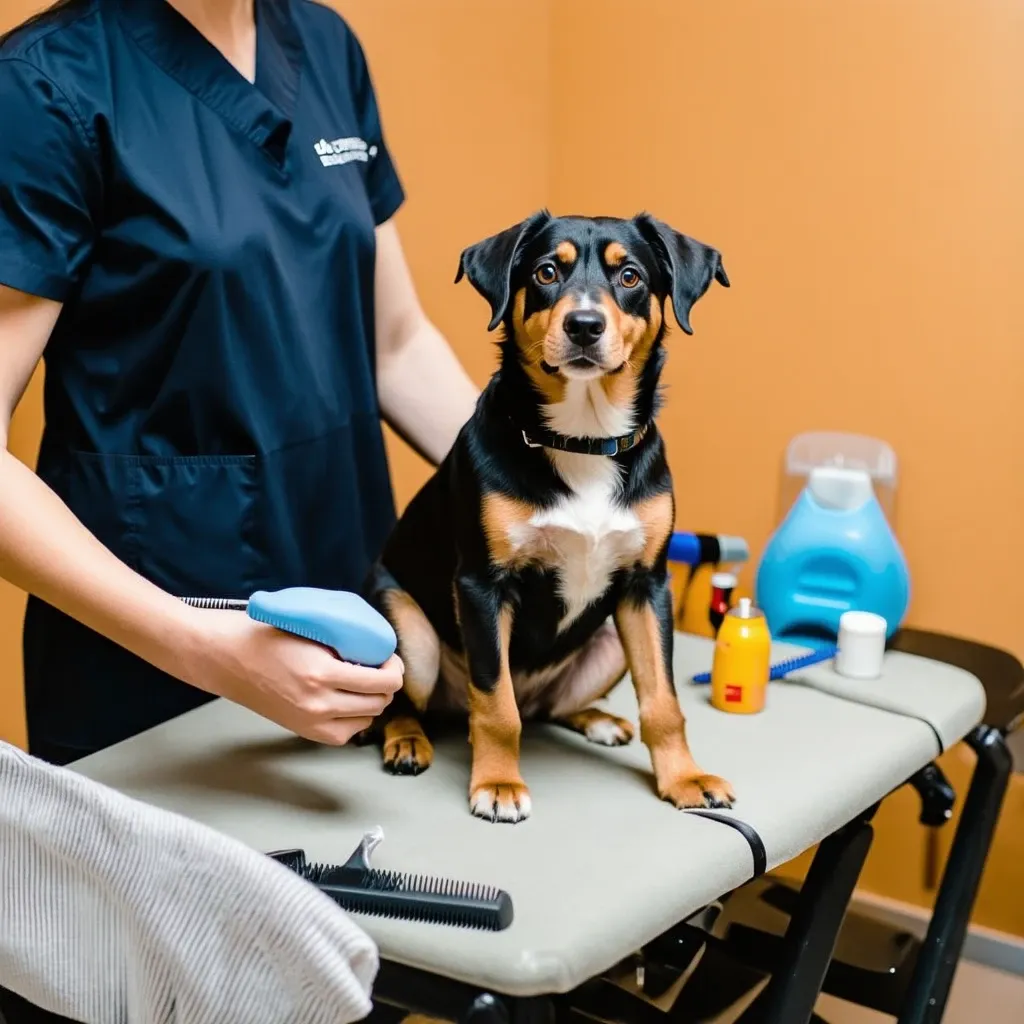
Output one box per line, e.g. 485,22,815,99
690,644,838,685
180,587,397,667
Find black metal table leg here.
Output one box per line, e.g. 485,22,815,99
736,810,876,1024
371,960,505,1022
896,725,1013,1024
508,997,557,1024
369,959,558,1024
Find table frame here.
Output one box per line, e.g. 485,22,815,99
363,629,1021,1024
1,633,1016,1024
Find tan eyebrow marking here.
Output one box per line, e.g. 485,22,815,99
605,242,627,266
555,241,577,264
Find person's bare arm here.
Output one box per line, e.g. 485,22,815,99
0,286,207,680
374,220,479,466
0,284,400,745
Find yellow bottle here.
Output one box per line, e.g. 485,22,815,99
710,597,771,714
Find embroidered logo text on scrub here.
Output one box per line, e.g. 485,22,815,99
313,137,378,167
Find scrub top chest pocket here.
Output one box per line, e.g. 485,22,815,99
36,448,260,600
126,454,261,600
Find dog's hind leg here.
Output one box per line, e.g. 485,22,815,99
543,621,634,747
364,563,440,775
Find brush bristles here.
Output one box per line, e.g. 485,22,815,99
249,611,326,646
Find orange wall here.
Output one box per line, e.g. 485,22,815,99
2,0,1022,936
546,0,1024,937
549,0,1024,662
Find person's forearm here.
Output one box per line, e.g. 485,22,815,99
0,446,201,684
376,318,479,467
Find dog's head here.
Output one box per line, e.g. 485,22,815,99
455,211,729,392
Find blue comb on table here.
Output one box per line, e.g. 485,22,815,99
690,644,838,685
180,587,397,667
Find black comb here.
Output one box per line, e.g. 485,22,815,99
267,827,513,932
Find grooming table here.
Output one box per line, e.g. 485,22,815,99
70,632,997,1024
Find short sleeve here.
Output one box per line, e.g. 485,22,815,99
0,58,100,302
344,31,405,227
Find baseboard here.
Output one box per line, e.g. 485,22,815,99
851,890,1024,978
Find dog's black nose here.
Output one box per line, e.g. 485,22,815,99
563,309,606,347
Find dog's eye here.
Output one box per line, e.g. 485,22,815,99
619,266,641,289
534,263,559,286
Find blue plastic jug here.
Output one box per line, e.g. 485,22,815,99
755,467,910,648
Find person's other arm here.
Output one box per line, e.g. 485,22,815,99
0,285,400,745
373,220,479,466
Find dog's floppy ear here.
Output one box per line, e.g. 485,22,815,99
634,213,729,335
455,210,552,331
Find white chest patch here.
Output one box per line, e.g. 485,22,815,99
507,380,645,630
522,466,643,628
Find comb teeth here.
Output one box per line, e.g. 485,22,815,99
308,863,502,902
304,862,513,931
179,596,250,611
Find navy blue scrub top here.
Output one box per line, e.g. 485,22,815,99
0,0,405,761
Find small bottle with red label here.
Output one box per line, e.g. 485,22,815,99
708,572,737,634
710,597,772,714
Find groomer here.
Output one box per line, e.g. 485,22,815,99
0,0,478,768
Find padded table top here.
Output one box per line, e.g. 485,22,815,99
71,634,985,997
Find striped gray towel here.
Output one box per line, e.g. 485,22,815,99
0,741,378,1023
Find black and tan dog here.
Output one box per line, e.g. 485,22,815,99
365,211,733,823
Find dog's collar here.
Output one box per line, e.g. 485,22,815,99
520,422,650,456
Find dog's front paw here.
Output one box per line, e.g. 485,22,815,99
660,773,736,810
383,735,434,775
469,781,532,823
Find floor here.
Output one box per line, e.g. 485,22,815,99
399,957,1024,1023
664,958,1024,1023
608,950,1024,1023
813,959,1024,1024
